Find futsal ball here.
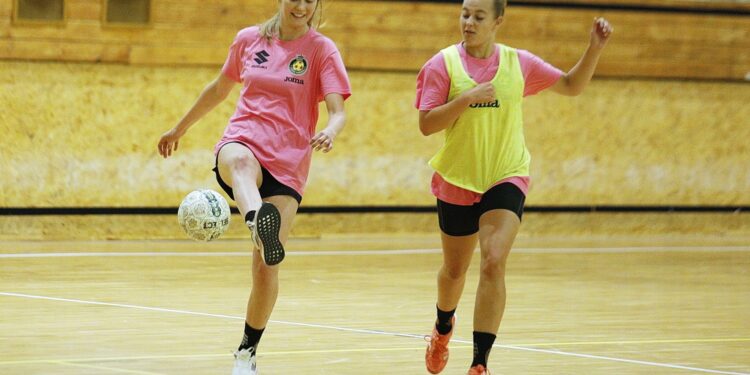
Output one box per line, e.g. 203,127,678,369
177,189,231,241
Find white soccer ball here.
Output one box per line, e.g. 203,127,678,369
177,189,231,241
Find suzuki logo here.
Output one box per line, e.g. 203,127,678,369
253,50,270,64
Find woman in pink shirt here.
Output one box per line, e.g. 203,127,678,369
157,0,350,373
417,0,612,374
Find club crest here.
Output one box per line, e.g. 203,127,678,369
288,55,308,75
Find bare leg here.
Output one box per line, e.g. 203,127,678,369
437,232,478,312
217,143,263,220
245,195,298,328
473,209,520,334
216,143,300,328
426,231,478,374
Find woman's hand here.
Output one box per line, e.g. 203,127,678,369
310,128,337,153
465,82,496,106
590,17,613,50
157,128,185,158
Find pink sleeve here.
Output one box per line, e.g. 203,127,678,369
221,32,246,83
415,52,451,111
319,44,351,102
518,49,564,97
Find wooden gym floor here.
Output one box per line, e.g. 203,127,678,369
0,234,748,374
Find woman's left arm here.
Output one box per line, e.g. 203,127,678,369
311,93,346,153
551,17,614,96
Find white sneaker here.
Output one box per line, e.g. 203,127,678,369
232,347,258,375
246,218,262,250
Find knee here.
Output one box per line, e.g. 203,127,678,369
441,263,468,281
226,152,260,174
253,260,279,282
479,249,508,279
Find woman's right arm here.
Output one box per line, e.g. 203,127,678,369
157,73,237,158
419,82,496,136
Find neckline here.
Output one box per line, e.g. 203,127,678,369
456,43,503,85
461,42,497,60
274,26,313,43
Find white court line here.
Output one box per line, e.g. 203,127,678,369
1,292,747,374
455,337,750,375
0,252,252,258
1,245,749,258
51,360,166,375
0,292,419,338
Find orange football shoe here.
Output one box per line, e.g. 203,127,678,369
425,316,455,374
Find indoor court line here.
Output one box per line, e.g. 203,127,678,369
0,346,474,366
511,337,750,346
1,245,749,258
1,292,747,375
48,360,165,375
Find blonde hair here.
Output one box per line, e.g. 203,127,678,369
494,0,506,17
259,0,324,41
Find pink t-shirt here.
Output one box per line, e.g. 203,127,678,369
215,26,351,196
415,43,563,206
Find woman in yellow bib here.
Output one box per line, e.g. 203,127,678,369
416,0,613,374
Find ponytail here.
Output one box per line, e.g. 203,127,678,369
259,13,281,41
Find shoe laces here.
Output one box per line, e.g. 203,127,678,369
425,330,450,358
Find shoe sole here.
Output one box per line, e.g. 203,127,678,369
255,203,284,266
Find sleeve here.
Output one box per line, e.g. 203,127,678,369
415,52,451,111
221,32,246,83
319,50,351,102
518,49,564,97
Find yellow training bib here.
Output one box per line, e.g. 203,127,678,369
428,44,530,193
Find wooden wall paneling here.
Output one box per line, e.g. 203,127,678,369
274,4,750,50
327,1,750,78
496,10,749,47
1,0,748,79
0,19,9,38
2,61,749,207
0,0,11,18
102,0,151,25
7,22,237,45
129,44,228,65
66,0,101,22
150,0,275,26
0,39,130,62
328,1,457,33
9,0,66,24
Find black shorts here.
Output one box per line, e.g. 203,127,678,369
437,182,525,237
213,157,302,205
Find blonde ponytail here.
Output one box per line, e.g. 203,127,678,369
259,13,281,41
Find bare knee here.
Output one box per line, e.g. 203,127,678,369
226,152,260,174
441,262,469,281
479,249,509,280
252,259,279,283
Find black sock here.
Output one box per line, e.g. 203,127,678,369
471,331,496,367
435,306,455,335
244,211,257,226
238,322,265,351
